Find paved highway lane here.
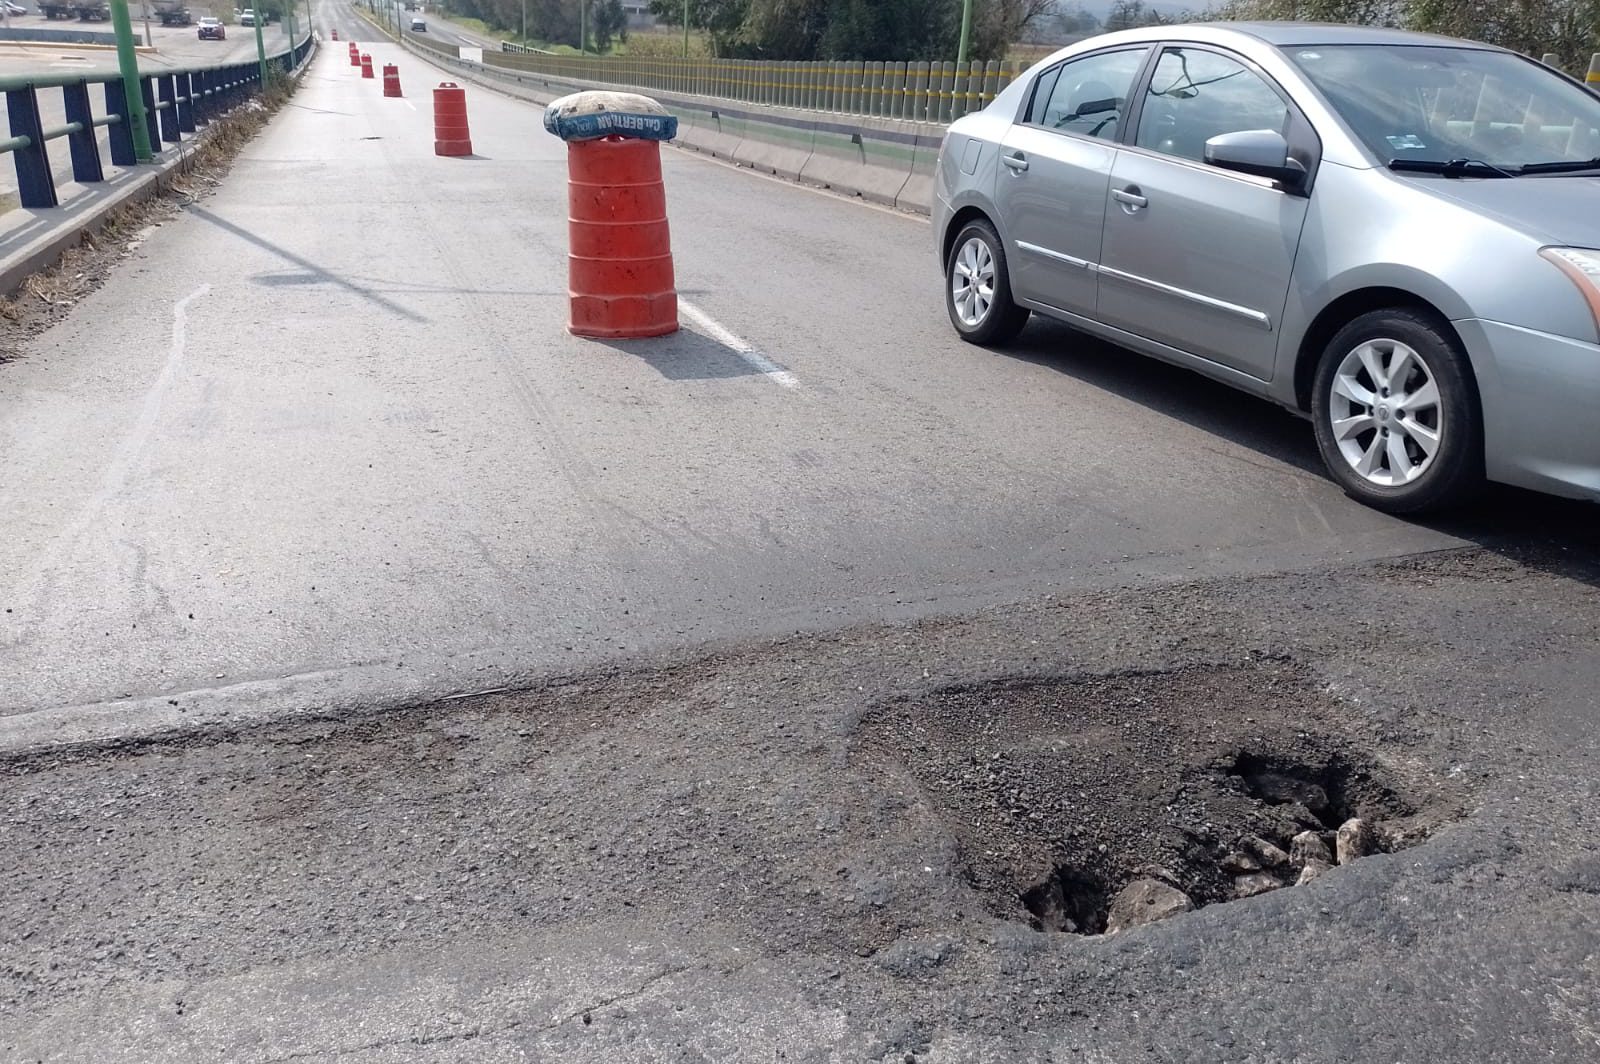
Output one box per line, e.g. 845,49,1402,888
0,36,1558,740
7,24,1600,1064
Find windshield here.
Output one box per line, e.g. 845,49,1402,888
1288,45,1600,169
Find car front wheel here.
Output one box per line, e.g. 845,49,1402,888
1311,308,1483,514
945,218,1029,346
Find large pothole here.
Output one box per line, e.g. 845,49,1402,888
854,662,1468,937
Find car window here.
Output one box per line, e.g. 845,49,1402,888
1025,48,1149,141
1136,48,1290,164
1289,45,1600,168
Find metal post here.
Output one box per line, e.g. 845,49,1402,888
956,0,973,69
109,0,154,161
254,6,268,89
157,75,180,142
63,80,106,182
682,0,688,57
578,0,585,55
104,80,137,165
7,86,59,208
520,0,525,43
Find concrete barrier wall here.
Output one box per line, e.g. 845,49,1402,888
0,27,120,45
410,38,945,214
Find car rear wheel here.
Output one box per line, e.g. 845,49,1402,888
945,218,1029,345
1311,308,1483,514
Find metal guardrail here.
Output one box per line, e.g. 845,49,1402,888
1,32,314,209
407,30,1600,127
400,27,1024,125
498,41,556,57
470,52,1027,124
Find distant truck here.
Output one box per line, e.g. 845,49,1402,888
42,0,110,19
152,0,191,24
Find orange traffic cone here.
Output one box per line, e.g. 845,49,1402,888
566,136,678,338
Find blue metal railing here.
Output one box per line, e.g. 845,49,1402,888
2,32,314,210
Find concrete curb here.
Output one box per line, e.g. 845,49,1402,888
0,38,319,298
405,40,942,214
0,167,167,297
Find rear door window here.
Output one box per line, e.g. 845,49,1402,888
1025,48,1151,141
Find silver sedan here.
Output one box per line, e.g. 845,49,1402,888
935,23,1600,513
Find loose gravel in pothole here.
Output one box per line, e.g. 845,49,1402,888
854,661,1471,936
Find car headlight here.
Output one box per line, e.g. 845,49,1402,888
1540,247,1600,333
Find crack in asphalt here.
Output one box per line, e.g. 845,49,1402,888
253,963,702,1061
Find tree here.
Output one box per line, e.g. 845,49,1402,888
592,0,627,49
969,0,1056,58
1103,0,1170,30
648,0,1053,58
820,0,958,61
647,0,752,54
1208,0,1599,71
1407,0,1600,71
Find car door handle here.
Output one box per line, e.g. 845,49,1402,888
1111,186,1147,210
1002,152,1029,172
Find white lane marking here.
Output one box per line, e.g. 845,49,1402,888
9,285,212,632
678,298,798,389
93,284,211,504
402,98,416,111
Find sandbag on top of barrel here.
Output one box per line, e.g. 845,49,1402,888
543,91,680,143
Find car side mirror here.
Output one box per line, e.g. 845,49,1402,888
1204,129,1307,191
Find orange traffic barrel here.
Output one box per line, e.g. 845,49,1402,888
1588,52,1600,84
382,63,402,97
433,82,472,156
348,42,359,66
567,136,678,339
360,53,374,79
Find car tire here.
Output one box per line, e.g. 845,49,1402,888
1311,308,1483,514
945,218,1029,346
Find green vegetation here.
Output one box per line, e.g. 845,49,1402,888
435,0,630,52
1208,0,1600,73
432,0,1597,67
646,0,1051,61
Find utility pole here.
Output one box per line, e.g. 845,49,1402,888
253,0,268,89
578,0,585,55
521,0,526,44
109,0,153,161
956,0,973,68
682,0,688,57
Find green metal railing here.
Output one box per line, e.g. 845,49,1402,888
403,26,1599,128
2,31,313,210
475,53,1026,124
399,25,1025,126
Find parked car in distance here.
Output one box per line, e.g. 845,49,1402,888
1,2,29,16
410,15,424,30
197,15,224,37
936,24,1600,513
237,6,255,24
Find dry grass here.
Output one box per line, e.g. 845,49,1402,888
621,29,713,59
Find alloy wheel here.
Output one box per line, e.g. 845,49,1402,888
951,237,996,329
1328,338,1443,487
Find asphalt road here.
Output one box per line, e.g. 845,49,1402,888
1,28,1546,741
3,16,1600,1061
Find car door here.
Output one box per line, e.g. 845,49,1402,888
993,46,1152,317
1095,45,1313,381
